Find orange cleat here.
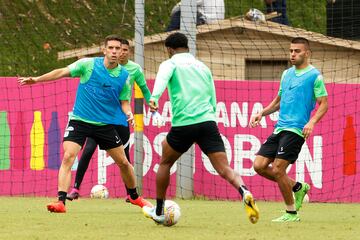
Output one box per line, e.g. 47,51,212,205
129,196,153,208
47,201,66,213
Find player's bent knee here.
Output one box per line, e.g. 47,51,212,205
253,162,264,174
62,151,77,165
115,157,130,168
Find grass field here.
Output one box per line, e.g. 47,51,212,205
0,197,358,240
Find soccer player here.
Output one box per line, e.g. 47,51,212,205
18,35,152,213
250,37,328,222
66,38,152,203
142,32,260,224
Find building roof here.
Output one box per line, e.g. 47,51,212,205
58,17,360,60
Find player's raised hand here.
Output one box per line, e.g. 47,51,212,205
302,120,315,139
126,111,135,127
249,112,263,128
18,76,38,85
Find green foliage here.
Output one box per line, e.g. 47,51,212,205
0,0,326,76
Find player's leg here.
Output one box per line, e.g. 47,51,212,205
197,121,259,223
254,132,303,206
67,137,97,200
272,131,305,222
156,139,182,202
107,145,136,189
276,131,309,211
254,155,298,189
143,138,183,224
95,124,152,208
253,156,275,181
114,125,131,201
271,158,300,222
254,154,306,209
47,120,87,213
253,133,278,181
143,125,192,224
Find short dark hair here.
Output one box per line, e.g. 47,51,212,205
291,37,310,49
104,34,122,46
120,38,130,46
165,32,188,49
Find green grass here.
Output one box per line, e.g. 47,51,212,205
0,0,326,77
0,197,358,240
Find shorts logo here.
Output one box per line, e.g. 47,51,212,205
277,146,285,155
115,135,121,144
64,126,74,138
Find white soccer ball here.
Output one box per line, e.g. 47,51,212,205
163,200,181,226
90,184,109,199
303,194,310,203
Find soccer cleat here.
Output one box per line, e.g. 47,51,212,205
142,206,165,224
272,213,300,222
125,195,131,203
66,188,80,201
294,182,310,211
243,192,260,224
47,201,66,213
129,196,153,208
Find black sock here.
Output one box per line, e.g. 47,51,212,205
292,182,302,192
286,210,297,215
238,185,248,198
156,199,164,216
125,186,130,196
128,188,139,200
58,191,67,204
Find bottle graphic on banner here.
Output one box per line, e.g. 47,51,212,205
343,115,357,176
12,112,27,169
48,111,61,169
0,111,10,170
30,111,45,170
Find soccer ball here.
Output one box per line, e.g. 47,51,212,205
90,184,109,199
163,200,181,227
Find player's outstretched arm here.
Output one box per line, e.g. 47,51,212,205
18,67,70,85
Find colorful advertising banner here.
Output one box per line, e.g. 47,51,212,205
0,77,359,202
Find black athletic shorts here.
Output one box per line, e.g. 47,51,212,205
166,121,225,154
114,125,130,149
63,120,122,150
257,130,305,163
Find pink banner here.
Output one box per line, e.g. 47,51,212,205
0,77,359,202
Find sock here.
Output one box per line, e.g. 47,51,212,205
238,185,248,198
127,188,139,200
156,199,164,216
58,191,67,204
73,183,80,190
292,182,302,192
286,210,297,215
